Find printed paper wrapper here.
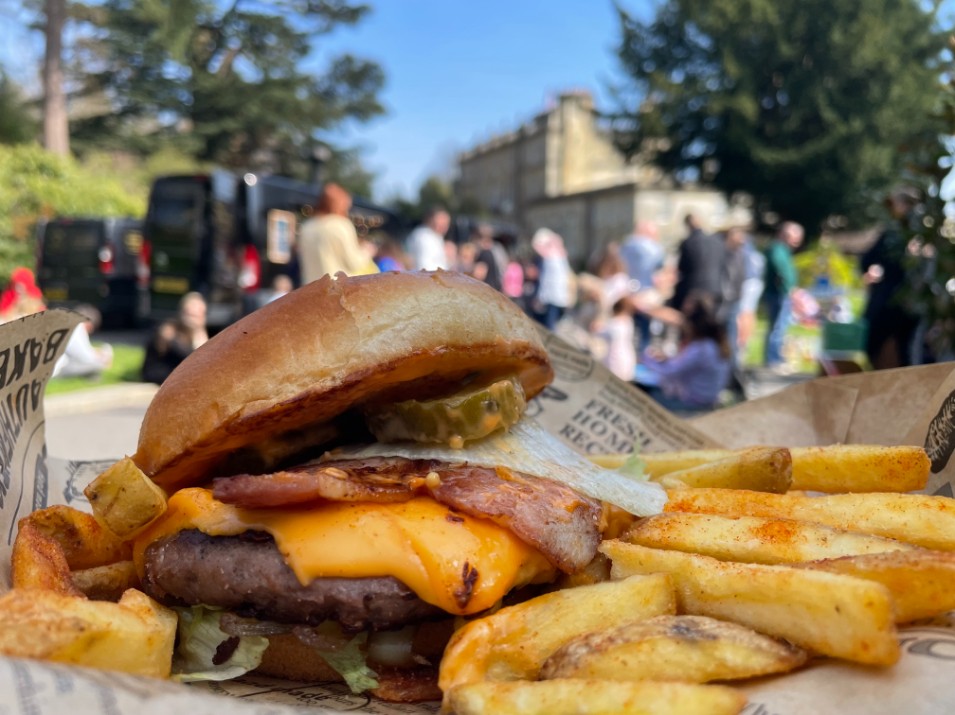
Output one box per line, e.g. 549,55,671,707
0,310,953,714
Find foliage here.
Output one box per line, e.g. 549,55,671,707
610,0,947,232
70,0,384,178
894,37,955,359
0,72,38,145
0,144,146,282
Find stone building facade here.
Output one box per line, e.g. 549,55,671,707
456,91,747,265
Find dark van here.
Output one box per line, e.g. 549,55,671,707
35,217,149,327
145,171,398,329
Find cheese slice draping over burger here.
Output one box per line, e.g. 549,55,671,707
127,270,666,701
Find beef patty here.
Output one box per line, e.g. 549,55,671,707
142,529,443,631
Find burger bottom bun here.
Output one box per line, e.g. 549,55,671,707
255,626,451,703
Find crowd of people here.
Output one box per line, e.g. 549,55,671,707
0,181,934,411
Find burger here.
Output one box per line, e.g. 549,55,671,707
126,271,666,701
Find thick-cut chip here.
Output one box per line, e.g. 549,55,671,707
600,541,899,666
657,447,792,493
84,457,168,539
438,574,675,698
590,449,734,474
540,614,808,683
593,445,931,493
795,550,955,623
665,488,955,551
12,506,132,595
626,513,917,564
0,588,176,678
788,445,930,493
446,679,747,715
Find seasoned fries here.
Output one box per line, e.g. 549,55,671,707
787,445,930,492
84,457,168,539
438,574,676,697
593,444,930,493
655,447,792,492
71,560,141,601
665,488,955,551
446,679,747,715
0,588,176,678
625,512,917,564
540,614,807,683
600,541,900,666
795,550,955,623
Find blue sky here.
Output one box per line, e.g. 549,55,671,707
0,1,645,200
315,1,642,200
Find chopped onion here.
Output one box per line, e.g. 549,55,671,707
367,626,417,667
219,613,293,637
328,418,667,516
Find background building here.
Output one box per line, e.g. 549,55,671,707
456,91,749,265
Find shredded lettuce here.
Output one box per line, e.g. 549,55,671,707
172,606,269,683
618,443,648,482
309,631,379,694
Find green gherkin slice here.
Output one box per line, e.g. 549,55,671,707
365,377,527,448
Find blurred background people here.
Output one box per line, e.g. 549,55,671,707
266,274,293,303
470,223,505,291
530,228,574,330
762,220,804,369
595,297,637,383
298,183,377,282
0,267,45,322
141,291,209,385
642,292,731,412
406,206,451,270
736,233,767,364
53,304,112,379
620,220,665,347
719,226,748,367
671,213,724,314
861,187,921,369
373,236,409,272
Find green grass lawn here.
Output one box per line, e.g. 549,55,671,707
45,342,146,396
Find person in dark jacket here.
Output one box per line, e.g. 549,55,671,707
861,188,921,369
671,213,725,314
141,292,209,384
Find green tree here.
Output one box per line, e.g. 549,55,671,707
0,73,38,144
70,0,384,176
610,0,947,232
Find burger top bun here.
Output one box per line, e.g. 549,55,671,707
135,271,554,491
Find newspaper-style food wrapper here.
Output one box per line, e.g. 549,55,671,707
0,309,953,714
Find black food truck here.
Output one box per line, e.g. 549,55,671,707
144,171,398,329
35,216,149,327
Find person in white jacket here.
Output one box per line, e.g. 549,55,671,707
531,228,574,330
54,304,113,379
406,207,451,271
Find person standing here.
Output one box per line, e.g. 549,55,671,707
671,213,725,314
470,224,504,291
861,188,921,369
298,183,377,283
736,235,766,362
620,220,665,347
406,207,451,271
762,221,804,368
531,228,573,331
719,227,748,366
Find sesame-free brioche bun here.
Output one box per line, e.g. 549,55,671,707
135,271,553,491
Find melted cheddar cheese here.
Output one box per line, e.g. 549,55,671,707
133,488,554,615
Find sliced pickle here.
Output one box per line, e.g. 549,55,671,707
365,377,527,447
